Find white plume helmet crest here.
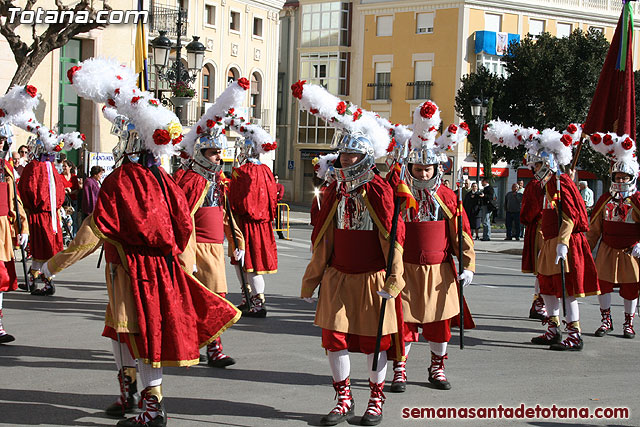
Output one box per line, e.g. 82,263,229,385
291,80,390,159
181,79,250,158
312,152,339,181
589,132,639,177
68,57,183,158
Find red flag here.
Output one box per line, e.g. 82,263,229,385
583,7,636,141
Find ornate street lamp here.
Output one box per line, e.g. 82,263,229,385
470,96,489,186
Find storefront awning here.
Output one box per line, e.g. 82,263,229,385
466,167,509,177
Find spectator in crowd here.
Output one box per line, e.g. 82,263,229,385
55,153,67,174
82,166,104,222
579,181,594,215
60,160,80,235
479,178,495,241
460,179,472,200
504,183,523,241
517,180,525,194
463,182,483,240
443,179,451,189
15,145,29,178
274,174,286,240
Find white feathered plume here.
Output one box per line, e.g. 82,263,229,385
182,79,249,157
312,152,338,181
225,113,277,155
291,80,390,158
409,101,441,151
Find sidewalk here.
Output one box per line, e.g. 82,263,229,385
284,203,524,255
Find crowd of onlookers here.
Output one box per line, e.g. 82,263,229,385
10,145,104,242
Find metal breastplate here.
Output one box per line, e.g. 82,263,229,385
403,188,443,222
604,198,634,223
203,181,222,207
335,189,374,230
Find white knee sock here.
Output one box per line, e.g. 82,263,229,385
137,360,162,389
598,293,612,310
111,339,136,371
429,341,447,356
250,273,265,295
565,296,579,323
367,351,387,384
327,349,350,382
624,298,638,315
30,260,43,271
541,294,560,317
534,278,540,295
404,342,411,358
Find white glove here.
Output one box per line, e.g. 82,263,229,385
18,233,28,249
192,264,198,274
555,243,568,264
234,248,245,264
377,290,393,300
41,262,53,279
458,270,474,288
630,243,640,258
303,297,317,304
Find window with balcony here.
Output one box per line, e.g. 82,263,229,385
485,13,502,32
204,4,216,26
529,19,545,38
367,62,391,101
407,60,432,100
376,15,393,37
230,10,240,32
301,2,351,48
300,52,349,96
253,17,263,37
416,12,434,34
557,22,572,38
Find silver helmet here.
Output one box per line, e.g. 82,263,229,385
110,115,142,165
192,127,227,182
526,150,557,182
331,130,375,189
610,160,638,198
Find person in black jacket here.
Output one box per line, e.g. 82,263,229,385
479,178,495,241
463,182,482,240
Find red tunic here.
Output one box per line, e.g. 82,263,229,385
520,180,544,274
0,161,19,292
95,162,240,365
538,174,599,298
17,160,65,260
229,163,278,274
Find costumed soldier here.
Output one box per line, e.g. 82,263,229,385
227,109,279,318
486,121,599,351
586,132,640,339
178,80,248,366
389,101,475,393
0,86,32,343
37,58,240,426
295,81,404,426
17,99,68,296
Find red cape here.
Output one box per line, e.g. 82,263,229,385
17,160,65,259
94,162,239,366
520,180,544,274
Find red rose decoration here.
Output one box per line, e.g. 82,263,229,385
116,75,122,80
107,99,116,107
387,139,397,153
460,122,470,133
237,77,250,90
229,119,235,126
0,110,5,118
228,108,235,115
222,129,226,134
603,134,614,146
560,134,572,147
67,65,81,84
352,108,362,121
239,126,246,133
310,108,319,115
420,101,437,119
206,119,215,128
566,124,578,134
153,129,171,145
261,142,278,151
172,135,183,146
149,99,159,106
131,96,141,104
80,133,86,141
291,80,306,100
114,89,120,95
53,145,62,152
196,126,203,134
483,124,489,133
590,134,602,145
622,137,634,150
24,85,38,98
336,101,347,115
448,124,458,134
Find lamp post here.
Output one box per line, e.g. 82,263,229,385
150,8,206,121
470,97,488,186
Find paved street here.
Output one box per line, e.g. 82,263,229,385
0,213,638,426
